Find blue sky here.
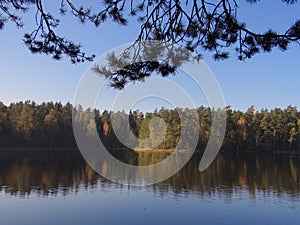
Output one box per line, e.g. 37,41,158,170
0,1,299,112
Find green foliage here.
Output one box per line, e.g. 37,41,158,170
0,101,300,151
0,0,299,64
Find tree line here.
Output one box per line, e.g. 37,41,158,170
0,101,299,152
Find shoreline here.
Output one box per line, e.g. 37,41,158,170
0,147,299,156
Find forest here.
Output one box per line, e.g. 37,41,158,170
0,100,299,152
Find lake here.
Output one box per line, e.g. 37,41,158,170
0,148,299,225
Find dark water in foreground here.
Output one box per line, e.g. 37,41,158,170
0,148,299,225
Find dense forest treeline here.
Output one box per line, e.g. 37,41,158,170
0,100,300,152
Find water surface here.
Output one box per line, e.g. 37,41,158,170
0,149,299,225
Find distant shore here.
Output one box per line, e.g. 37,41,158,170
0,147,299,157
133,148,175,153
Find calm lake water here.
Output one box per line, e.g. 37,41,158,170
0,148,299,225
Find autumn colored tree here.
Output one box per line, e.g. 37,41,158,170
0,101,300,152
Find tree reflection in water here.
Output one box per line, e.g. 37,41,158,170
0,149,299,199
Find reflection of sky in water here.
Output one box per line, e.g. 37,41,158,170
0,185,299,225
0,150,299,225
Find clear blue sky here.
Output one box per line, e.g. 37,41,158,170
0,1,299,112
